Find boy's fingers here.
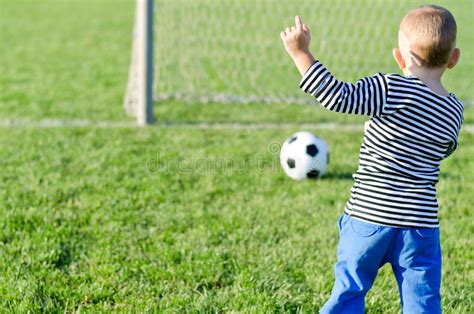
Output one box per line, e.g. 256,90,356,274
303,24,309,32
280,31,286,40
295,15,303,29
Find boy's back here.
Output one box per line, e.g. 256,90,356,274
300,64,464,228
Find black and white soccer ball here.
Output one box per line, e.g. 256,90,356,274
280,131,329,180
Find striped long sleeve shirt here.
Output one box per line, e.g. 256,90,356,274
300,61,464,228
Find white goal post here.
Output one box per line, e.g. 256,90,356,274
124,0,154,126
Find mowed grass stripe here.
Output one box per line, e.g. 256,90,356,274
2,119,474,135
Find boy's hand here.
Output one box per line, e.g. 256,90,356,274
281,16,315,75
281,16,311,59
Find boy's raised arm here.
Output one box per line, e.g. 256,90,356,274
281,16,388,117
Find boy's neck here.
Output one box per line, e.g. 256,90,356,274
402,66,449,97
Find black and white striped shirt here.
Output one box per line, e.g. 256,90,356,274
300,61,464,228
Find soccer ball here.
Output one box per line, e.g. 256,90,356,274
280,131,329,180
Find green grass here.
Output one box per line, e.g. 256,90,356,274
0,0,134,120
1,128,472,312
0,0,473,312
0,0,473,122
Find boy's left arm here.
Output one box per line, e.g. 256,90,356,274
281,16,388,117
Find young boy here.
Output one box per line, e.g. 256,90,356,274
281,5,463,313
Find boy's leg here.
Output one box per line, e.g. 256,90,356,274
320,214,395,314
390,228,442,314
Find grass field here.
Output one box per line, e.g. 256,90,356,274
1,0,473,312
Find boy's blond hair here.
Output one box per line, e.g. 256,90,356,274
400,5,457,68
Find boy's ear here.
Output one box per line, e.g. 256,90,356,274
447,48,460,69
392,48,405,70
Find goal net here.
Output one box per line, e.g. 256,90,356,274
126,0,472,123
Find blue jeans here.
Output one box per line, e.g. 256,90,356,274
320,214,442,314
